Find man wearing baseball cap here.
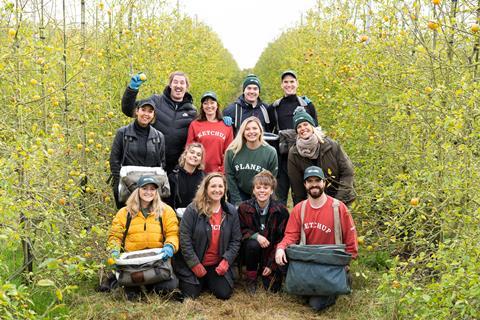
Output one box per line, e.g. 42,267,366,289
223,74,272,135
275,166,358,311
270,70,318,205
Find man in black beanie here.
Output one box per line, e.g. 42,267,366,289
270,70,318,205
223,74,272,135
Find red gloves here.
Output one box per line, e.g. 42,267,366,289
215,259,229,276
191,263,207,278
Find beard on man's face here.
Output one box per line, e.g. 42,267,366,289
307,185,324,199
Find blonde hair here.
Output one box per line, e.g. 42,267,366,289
314,126,326,144
226,116,268,156
125,187,165,219
179,142,205,170
192,172,227,217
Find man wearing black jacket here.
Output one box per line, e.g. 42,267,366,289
270,70,318,204
121,71,197,174
223,74,272,135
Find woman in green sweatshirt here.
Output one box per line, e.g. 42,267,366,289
225,116,278,206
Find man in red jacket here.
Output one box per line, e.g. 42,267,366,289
275,165,358,311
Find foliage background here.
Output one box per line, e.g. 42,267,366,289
0,0,479,319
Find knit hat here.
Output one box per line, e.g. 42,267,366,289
281,70,297,80
303,166,326,181
243,74,261,91
137,176,160,188
201,91,218,103
293,107,315,130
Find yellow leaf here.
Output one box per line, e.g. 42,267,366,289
56,288,63,301
37,279,55,287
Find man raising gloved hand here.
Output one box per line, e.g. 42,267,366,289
129,72,147,90
121,70,197,174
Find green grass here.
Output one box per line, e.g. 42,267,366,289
1,247,70,319
67,251,394,320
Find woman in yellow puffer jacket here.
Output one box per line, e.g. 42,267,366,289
108,176,179,300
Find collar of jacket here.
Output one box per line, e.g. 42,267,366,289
237,95,266,110
195,199,235,218
162,86,194,106
124,122,157,140
242,197,283,216
220,200,235,216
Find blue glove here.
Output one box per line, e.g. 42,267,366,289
160,244,174,261
129,72,146,90
110,249,120,259
302,95,312,104
223,116,233,127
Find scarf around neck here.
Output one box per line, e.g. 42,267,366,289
296,132,320,159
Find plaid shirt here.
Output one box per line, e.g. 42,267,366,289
238,198,290,270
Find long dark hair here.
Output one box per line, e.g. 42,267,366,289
198,98,223,121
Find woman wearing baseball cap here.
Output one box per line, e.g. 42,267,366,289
186,91,234,173
109,99,166,209
107,176,179,300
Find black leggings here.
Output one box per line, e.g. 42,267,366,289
243,239,283,292
179,266,232,300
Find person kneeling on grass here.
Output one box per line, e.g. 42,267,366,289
238,170,290,294
107,176,179,300
173,173,241,300
275,166,358,311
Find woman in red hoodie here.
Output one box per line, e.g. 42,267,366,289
186,91,234,173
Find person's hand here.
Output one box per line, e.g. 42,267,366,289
262,267,272,277
191,263,207,278
110,249,120,259
275,248,288,266
129,72,146,90
223,116,233,126
215,259,229,276
256,234,270,248
302,95,312,104
160,244,174,261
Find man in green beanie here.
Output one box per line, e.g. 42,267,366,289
223,74,272,135
270,70,318,205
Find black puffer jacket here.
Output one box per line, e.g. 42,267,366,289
109,122,166,178
173,201,241,287
223,95,272,135
122,86,197,173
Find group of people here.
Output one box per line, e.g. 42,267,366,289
106,69,358,311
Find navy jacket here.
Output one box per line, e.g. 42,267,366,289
223,95,272,135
